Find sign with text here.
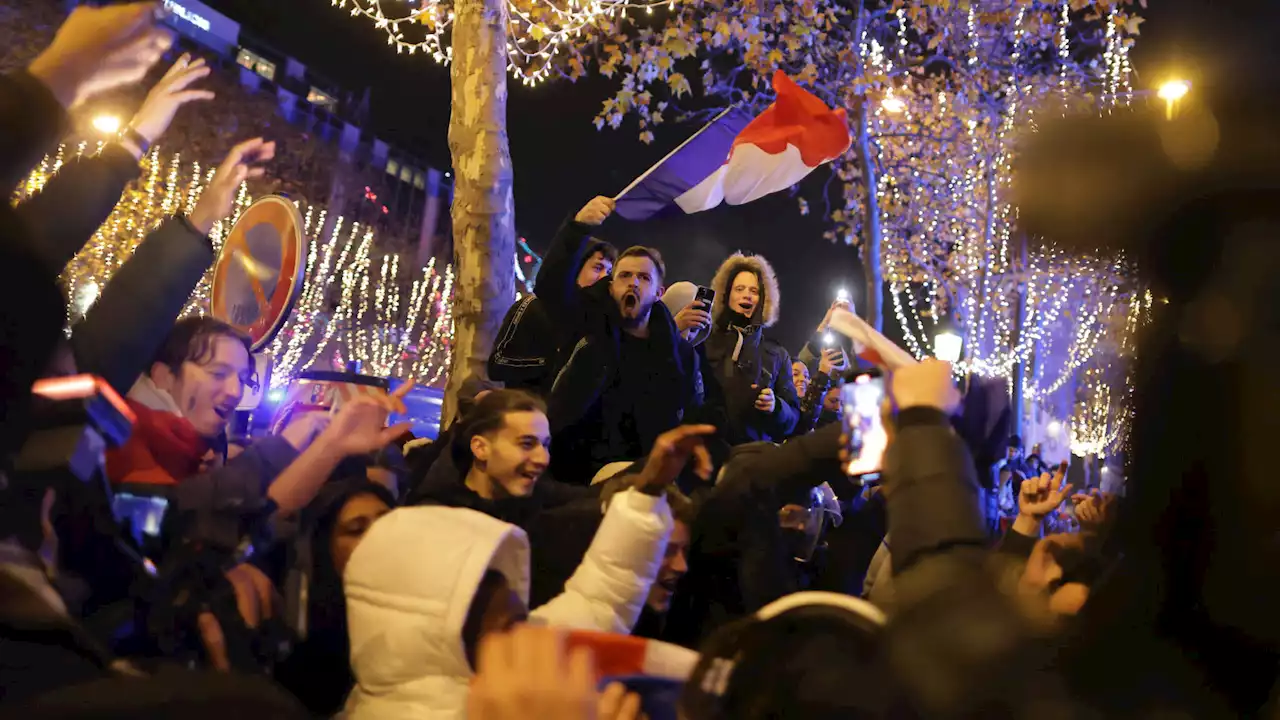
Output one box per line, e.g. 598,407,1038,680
160,0,240,53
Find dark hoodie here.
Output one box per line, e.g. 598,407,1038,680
703,254,799,444
488,217,612,394
272,479,396,717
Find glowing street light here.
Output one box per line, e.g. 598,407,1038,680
1157,78,1190,103
881,94,905,114
1157,78,1190,119
91,114,121,135
933,331,962,363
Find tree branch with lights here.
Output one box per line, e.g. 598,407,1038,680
566,0,1148,454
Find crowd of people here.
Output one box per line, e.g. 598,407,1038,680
1,4,1275,719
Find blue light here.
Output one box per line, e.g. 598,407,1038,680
267,388,285,403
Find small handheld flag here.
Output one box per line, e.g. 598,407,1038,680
828,307,917,370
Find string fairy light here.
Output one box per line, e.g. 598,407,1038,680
859,1,1145,445
16,144,541,388
330,0,677,86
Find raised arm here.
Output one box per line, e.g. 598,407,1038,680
71,138,275,395
16,55,213,272
530,424,716,632
534,197,614,316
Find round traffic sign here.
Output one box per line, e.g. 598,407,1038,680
210,195,305,351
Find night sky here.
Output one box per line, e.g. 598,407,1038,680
200,0,1225,352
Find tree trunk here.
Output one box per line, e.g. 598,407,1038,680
1010,233,1029,439
854,104,884,332
442,0,515,427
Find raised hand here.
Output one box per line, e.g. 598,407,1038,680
128,54,215,147
635,424,718,493
674,301,712,336
469,626,599,720
575,196,615,226
1018,462,1072,521
188,138,276,234
318,380,414,458
28,3,172,108
817,298,852,333
279,410,331,452
1071,488,1115,531
818,347,847,376
888,358,960,413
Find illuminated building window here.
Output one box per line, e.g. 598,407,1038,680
386,158,400,177
307,87,338,109
236,48,276,81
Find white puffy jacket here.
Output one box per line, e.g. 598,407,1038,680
340,489,672,720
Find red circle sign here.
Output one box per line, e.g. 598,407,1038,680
210,196,305,351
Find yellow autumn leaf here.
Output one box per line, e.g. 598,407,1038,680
668,72,691,97
529,24,547,41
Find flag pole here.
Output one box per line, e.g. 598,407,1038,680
613,105,742,201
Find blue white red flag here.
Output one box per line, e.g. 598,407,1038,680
614,71,851,221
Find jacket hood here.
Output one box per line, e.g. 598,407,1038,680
342,506,531,719
710,253,780,328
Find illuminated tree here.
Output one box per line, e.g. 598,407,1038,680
14,146,547,390
568,0,1140,324
549,0,1146,446
333,0,677,418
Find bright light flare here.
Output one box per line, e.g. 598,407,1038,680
1157,79,1190,102
92,114,121,135
933,331,962,363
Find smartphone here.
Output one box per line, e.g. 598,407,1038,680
841,373,888,482
694,285,715,310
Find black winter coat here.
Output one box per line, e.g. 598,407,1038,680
703,324,800,445
488,217,603,394
547,279,704,484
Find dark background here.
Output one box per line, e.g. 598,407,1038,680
200,0,1225,351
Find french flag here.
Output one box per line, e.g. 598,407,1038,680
565,630,699,720
614,71,852,221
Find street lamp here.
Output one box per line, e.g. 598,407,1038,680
1157,78,1190,119
91,114,121,135
1157,79,1190,102
933,331,962,363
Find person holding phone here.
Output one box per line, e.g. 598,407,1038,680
701,252,800,444
796,298,856,373
791,342,848,438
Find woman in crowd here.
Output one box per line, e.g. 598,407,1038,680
702,253,800,444
271,478,395,717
